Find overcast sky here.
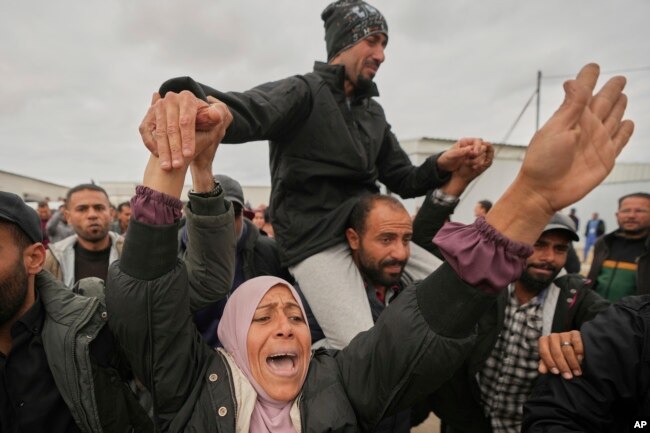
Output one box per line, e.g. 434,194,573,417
2,0,649,188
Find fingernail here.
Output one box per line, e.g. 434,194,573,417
562,372,573,380
573,370,582,376
161,161,170,169
551,368,559,374
172,159,181,167
577,355,583,362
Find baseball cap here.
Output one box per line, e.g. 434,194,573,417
213,175,255,219
543,213,579,242
0,191,43,243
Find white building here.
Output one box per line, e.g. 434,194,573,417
400,137,650,238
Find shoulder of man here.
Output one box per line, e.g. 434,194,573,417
72,277,107,300
554,273,588,291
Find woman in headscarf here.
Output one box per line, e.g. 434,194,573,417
106,63,633,432
217,276,311,433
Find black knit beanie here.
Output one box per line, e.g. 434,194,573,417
322,0,388,61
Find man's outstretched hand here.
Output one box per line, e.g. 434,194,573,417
139,91,232,170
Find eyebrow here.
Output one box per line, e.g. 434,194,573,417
255,301,301,310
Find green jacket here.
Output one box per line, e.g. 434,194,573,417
106,192,500,432
38,272,153,433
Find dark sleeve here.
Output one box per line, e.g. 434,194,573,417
106,188,233,428
523,302,646,432
412,190,457,259
376,127,450,198
571,285,609,328
183,193,236,312
335,263,495,430
159,75,312,143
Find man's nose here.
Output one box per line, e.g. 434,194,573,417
391,242,409,262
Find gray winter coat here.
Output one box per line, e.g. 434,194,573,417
37,272,152,433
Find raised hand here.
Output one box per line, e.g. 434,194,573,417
437,137,489,173
487,64,634,245
516,63,634,214
139,91,232,170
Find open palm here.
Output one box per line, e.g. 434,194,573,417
517,64,634,214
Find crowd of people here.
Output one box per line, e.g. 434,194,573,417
1,1,648,433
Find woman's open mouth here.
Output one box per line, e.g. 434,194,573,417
266,353,298,377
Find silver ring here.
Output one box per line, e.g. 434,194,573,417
561,341,573,347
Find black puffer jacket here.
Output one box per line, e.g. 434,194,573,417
523,295,650,432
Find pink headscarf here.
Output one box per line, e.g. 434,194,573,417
217,276,310,433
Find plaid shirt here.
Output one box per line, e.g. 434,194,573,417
478,285,546,433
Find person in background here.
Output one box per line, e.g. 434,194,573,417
43,184,122,288
474,199,493,218
583,212,605,261
36,201,51,248
191,174,323,347
45,203,75,243
110,201,132,235
586,192,650,301
568,207,580,231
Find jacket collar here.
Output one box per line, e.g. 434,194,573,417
313,61,380,103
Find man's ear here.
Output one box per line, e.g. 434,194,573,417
346,228,360,251
23,243,46,275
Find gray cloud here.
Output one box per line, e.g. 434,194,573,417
1,0,648,187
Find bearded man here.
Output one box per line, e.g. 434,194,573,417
416,213,610,433
44,184,123,288
587,192,650,301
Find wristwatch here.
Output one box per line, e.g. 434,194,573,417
190,180,223,198
430,188,459,206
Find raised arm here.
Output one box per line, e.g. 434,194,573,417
486,64,632,243
412,140,494,257
106,96,235,427
334,63,634,429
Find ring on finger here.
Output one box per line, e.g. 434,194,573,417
561,341,573,347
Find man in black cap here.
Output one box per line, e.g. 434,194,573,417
142,0,491,350
414,213,610,433
0,191,153,433
186,174,324,347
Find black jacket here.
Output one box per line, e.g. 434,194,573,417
106,194,500,432
426,275,609,433
411,191,609,432
523,295,650,432
160,62,449,266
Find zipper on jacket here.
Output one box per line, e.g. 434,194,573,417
68,296,102,432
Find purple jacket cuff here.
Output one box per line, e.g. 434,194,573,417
433,217,533,294
131,185,183,225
